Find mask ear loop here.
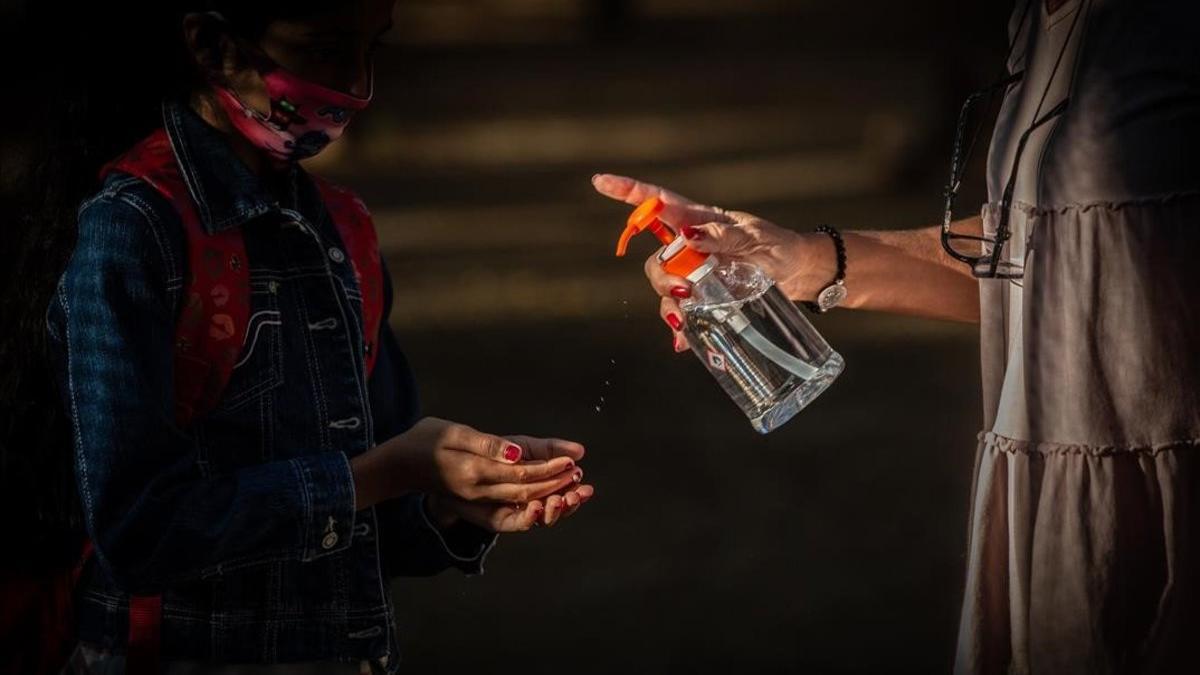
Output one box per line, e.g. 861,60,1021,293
197,12,283,123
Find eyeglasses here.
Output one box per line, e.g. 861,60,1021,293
940,0,1080,280
940,72,1069,280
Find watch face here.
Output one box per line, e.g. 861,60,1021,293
817,283,847,311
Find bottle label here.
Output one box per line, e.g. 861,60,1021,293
705,349,727,373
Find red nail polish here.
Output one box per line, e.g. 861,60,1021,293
670,286,691,299
503,445,521,462
681,225,705,240
665,313,683,331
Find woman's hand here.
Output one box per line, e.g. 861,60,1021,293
593,174,833,351
351,418,583,511
423,435,595,532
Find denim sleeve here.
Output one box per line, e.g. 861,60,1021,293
50,188,357,593
376,493,496,577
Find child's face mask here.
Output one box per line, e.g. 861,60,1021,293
213,50,372,163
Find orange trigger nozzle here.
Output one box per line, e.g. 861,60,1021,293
616,226,637,257
614,197,673,257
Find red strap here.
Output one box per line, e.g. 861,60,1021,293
312,176,383,376
76,542,162,674
126,595,163,675
102,132,381,410
0,565,78,675
75,541,94,585
100,129,252,429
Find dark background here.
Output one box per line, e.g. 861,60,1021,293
0,0,1013,671
309,1,1012,672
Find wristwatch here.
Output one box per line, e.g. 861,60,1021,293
803,225,847,314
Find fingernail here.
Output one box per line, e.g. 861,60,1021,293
573,469,583,483
670,286,691,299
591,173,602,184
681,225,705,240
665,313,683,331
503,445,522,462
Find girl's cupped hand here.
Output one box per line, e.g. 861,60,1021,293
351,418,592,532
435,436,595,532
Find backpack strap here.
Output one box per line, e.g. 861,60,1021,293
126,596,162,674
99,129,251,428
311,176,384,376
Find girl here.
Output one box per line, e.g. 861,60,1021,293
3,0,593,672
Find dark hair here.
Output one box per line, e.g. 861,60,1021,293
0,0,331,569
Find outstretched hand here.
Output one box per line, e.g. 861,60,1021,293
591,173,735,230
592,174,819,351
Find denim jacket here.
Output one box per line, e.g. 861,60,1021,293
46,101,495,670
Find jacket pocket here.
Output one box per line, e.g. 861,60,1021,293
215,276,284,412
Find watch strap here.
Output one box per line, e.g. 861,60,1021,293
802,225,847,313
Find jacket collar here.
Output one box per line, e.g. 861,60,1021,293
162,100,291,234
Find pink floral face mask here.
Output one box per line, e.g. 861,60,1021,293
213,51,372,163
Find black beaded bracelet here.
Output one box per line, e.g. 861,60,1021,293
802,225,847,314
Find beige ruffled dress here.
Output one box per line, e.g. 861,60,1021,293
954,1,1200,674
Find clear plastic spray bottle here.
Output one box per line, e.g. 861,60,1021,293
616,197,844,433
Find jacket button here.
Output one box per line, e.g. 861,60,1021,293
321,531,339,550
328,247,345,263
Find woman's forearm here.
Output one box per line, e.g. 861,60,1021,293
589,174,982,324
792,218,982,323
